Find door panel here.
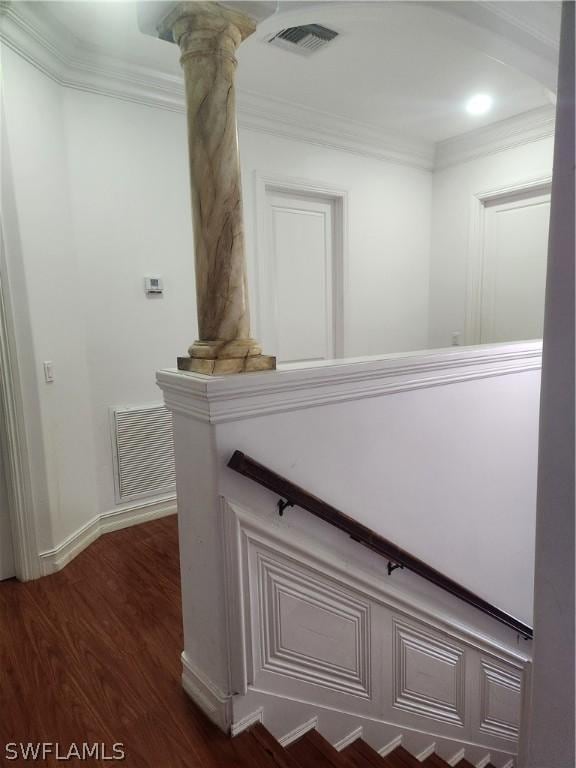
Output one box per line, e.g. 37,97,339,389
480,191,550,343
267,191,335,363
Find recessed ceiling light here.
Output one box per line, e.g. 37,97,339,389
466,93,493,115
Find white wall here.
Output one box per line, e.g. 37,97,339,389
216,364,540,625
524,3,575,763
429,137,554,349
2,47,432,551
239,131,432,357
63,90,196,516
2,47,100,552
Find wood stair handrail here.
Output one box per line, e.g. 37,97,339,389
227,450,533,639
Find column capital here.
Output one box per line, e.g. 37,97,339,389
157,2,256,50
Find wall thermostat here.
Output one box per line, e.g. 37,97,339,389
144,276,163,296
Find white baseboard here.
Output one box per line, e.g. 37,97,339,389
231,707,264,737
278,717,318,747
379,734,403,757
334,726,363,752
447,748,466,766
39,495,176,575
417,742,436,761
181,652,232,732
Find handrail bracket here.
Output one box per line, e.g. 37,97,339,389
387,561,404,576
277,498,294,516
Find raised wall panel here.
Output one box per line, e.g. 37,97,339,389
479,660,522,741
257,553,371,698
393,620,465,727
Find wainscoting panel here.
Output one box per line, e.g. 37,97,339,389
479,660,522,741
393,619,465,726
258,551,371,698
223,498,530,762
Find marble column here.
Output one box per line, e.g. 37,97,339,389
158,2,275,374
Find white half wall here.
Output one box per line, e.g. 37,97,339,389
159,344,541,628
158,348,538,754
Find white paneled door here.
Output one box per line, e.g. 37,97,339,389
266,189,339,364
0,446,15,580
480,189,551,343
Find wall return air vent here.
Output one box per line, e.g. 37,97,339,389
266,24,339,56
111,404,176,502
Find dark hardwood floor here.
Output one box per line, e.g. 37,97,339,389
0,516,265,767
0,517,495,768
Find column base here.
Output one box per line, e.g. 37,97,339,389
178,338,276,375
177,354,276,375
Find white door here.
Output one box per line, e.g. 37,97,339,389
0,445,15,580
480,190,550,343
266,190,337,363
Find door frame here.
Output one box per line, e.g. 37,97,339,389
0,216,41,581
465,176,552,345
254,173,349,360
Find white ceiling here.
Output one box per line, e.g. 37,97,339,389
43,0,561,144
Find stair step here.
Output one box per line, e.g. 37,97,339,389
231,723,502,768
342,739,393,767
423,755,451,768
287,730,355,768
249,724,303,768
386,747,424,768
232,729,289,768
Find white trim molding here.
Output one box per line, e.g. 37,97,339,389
465,176,552,345
157,341,542,424
333,726,363,752
38,495,176,575
0,190,41,581
0,1,555,174
0,1,434,171
230,707,264,737
435,106,556,170
378,734,403,757
253,173,349,359
224,499,528,763
181,652,233,732
278,717,318,747
239,91,433,171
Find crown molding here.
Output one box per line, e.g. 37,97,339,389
236,90,434,170
481,1,560,54
434,106,556,171
0,1,556,174
0,1,434,171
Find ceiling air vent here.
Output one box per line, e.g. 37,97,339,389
266,24,338,56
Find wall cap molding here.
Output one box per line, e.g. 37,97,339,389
157,342,542,424
1,2,555,172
